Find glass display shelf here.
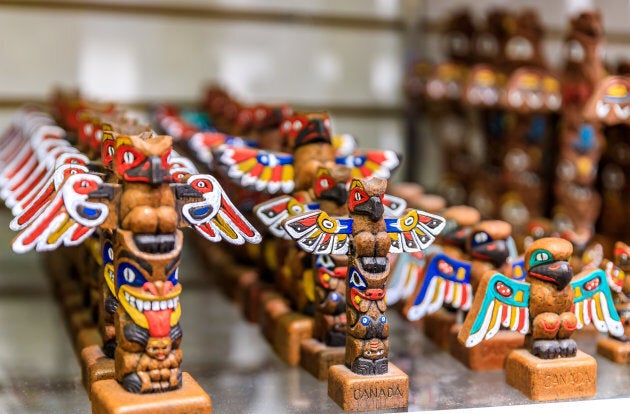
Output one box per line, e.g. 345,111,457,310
0,208,629,413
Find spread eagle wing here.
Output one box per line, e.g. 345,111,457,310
179,174,262,245
571,268,624,337
382,194,406,217
385,209,446,253
282,210,353,255
458,272,530,348
335,149,401,180
386,249,429,307
11,173,110,254
253,195,319,239
189,132,253,167
214,145,294,194
403,251,472,321
10,163,91,231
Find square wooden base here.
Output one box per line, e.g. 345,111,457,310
80,344,115,393
90,372,212,414
449,328,525,371
328,363,408,411
300,338,345,381
423,308,458,350
273,313,314,366
597,337,630,364
260,292,291,343
505,349,597,401
242,281,274,324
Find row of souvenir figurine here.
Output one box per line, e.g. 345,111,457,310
0,84,627,412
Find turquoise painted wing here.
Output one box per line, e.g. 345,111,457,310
572,268,624,337
460,273,530,347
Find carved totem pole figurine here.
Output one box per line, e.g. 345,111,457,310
458,237,623,400
1,106,261,412
283,176,444,411
553,11,607,257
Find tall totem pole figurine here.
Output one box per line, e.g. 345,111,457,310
458,237,623,401
283,176,444,411
4,107,261,412
553,11,607,263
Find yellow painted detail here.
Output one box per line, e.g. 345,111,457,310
47,217,72,244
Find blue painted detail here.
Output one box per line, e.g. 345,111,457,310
102,241,114,265
574,123,596,153
360,316,370,326
330,292,339,302
412,253,471,307
117,262,147,288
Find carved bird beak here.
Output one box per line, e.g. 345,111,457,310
528,260,573,290
470,239,509,268
319,183,348,206
353,196,384,221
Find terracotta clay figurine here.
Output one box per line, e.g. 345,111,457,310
1,105,261,412
458,237,624,400
282,176,444,411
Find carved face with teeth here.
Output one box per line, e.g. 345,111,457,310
502,69,561,113
584,76,630,125
464,65,505,107
115,230,182,338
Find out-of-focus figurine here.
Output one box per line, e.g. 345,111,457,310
458,237,623,400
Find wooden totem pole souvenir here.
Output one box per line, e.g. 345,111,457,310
282,177,445,411
552,11,607,256
583,75,630,243
254,166,406,377
458,237,624,401
2,107,262,413
594,241,630,362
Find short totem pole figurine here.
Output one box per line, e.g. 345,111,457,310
458,237,624,401
3,107,261,412
283,176,444,411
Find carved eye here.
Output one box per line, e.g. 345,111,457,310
123,267,135,283
320,178,330,189
350,269,366,289
404,216,415,227
316,254,335,269
330,292,339,302
107,247,113,261
123,151,135,164
293,120,302,131
473,232,489,244
380,315,386,324
83,124,93,136
321,219,334,230
197,181,207,188
354,192,361,201
529,249,554,268
107,147,115,156
360,316,370,326
282,120,291,132
535,252,549,262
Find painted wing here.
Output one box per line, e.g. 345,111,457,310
386,249,428,307
335,149,401,179
181,174,262,245
382,194,406,216
331,133,357,157
572,268,624,337
189,132,252,166
215,145,294,194
10,163,91,231
458,272,530,348
11,173,109,254
282,210,352,255
253,195,318,239
385,209,446,253
404,251,472,321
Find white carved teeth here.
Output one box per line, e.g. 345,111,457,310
596,101,610,118
526,93,542,110
613,104,630,119
547,94,561,111
124,291,180,312
509,91,522,108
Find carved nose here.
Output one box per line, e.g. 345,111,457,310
364,288,385,300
